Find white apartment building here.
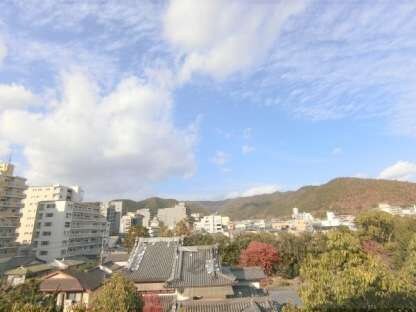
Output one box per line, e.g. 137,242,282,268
17,185,83,245
195,215,230,234
119,213,143,234
378,203,416,216
157,202,190,229
33,201,108,262
0,163,27,258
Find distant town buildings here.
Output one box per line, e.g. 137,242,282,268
0,163,27,258
17,185,83,245
194,214,230,234
119,213,143,234
378,203,416,216
32,200,108,262
156,202,190,229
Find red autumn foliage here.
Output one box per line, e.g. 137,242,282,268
239,241,279,275
143,294,163,312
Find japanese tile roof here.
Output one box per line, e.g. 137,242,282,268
166,245,235,288
40,267,108,292
123,237,181,283
176,297,278,312
222,266,266,281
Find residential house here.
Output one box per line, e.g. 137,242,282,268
39,267,109,312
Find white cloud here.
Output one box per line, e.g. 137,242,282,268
211,150,230,166
242,145,255,155
378,161,416,181
227,184,280,198
0,84,37,110
0,70,196,199
0,140,10,158
164,0,307,82
0,38,6,64
243,127,252,140
331,147,343,156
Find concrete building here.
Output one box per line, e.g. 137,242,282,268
105,200,138,235
32,201,108,262
194,215,230,234
378,203,416,216
119,213,143,234
17,185,83,245
157,202,190,229
136,208,151,228
0,163,27,258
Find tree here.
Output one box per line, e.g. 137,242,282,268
239,241,279,275
174,219,191,236
92,273,143,312
356,211,395,243
0,279,57,312
124,225,149,251
142,294,163,312
299,230,416,311
159,221,174,237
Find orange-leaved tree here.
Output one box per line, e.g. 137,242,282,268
239,241,279,275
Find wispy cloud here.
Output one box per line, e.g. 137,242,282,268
211,150,230,166
378,161,416,181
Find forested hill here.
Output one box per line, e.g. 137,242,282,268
189,178,416,219
116,178,416,220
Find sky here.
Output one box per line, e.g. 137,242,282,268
0,0,415,201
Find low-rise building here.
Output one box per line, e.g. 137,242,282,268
378,203,416,216
39,267,109,312
194,214,230,234
32,201,108,262
124,237,267,297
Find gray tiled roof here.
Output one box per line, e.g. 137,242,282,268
222,266,266,281
166,245,235,288
124,237,181,283
177,297,278,312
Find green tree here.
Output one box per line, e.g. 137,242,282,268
174,219,191,236
124,225,149,251
299,230,416,311
356,211,395,243
159,221,174,237
0,279,57,312
92,273,143,312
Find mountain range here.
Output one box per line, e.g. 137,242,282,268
127,178,416,220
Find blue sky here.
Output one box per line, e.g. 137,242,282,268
0,0,415,200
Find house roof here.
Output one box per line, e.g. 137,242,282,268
5,263,54,276
222,266,266,281
0,256,42,276
123,237,181,283
39,267,108,292
166,245,235,288
176,297,278,312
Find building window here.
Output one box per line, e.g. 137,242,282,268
46,213,53,217
39,251,48,256
44,222,52,227
42,232,51,236
41,241,49,246
65,222,71,228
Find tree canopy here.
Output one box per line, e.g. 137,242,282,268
91,273,143,312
